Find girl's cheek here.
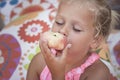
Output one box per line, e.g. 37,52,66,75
52,26,59,32
51,27,57,32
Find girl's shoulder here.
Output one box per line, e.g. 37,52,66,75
26,52,46,80
80,59,110,80
32,52,46,73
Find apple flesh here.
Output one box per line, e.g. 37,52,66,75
41,31,67,50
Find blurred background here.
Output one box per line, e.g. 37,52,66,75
0,0,120,80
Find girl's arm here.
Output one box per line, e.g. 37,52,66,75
40,38,71,80
86,69,110,80
80,60,110,80
26,53,46,80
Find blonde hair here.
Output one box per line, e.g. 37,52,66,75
60,0,119,39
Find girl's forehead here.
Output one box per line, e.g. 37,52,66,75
59,0,97,23
59,1,96,18
60,0,97,13
57,1,96,29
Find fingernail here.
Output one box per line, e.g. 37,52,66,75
67,44,72,48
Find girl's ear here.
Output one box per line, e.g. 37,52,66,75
90,36,103,50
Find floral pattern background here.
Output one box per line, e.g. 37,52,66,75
0,0,120,80
0,0,58,80
0,9,56,80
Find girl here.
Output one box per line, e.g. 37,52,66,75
27,0,118,80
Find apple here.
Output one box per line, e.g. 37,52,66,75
41,31,67,50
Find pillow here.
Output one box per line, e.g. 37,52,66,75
108,31,120,80
0,0,58,25
0,9,56,80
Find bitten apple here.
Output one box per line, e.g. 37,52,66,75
41,31,67,50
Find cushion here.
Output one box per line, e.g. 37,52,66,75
0,9,56,80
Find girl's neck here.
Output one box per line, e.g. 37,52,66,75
65,53,91,73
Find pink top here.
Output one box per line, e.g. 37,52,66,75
40,53,100,80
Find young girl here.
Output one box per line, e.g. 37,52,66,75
27,0,118,80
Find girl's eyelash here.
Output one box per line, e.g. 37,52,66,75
55,21,63,25
73,27,81,32
55,21,61,25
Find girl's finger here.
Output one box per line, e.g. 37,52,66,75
41,40,54,60
39,40,46,58
62,43,72,58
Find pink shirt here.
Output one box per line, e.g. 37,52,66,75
40,53,100,80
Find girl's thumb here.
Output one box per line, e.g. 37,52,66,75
62,43,72,57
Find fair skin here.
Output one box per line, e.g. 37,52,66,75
27,1,110,80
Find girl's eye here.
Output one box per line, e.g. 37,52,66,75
55,18,64,25
55,21,63,25
73,25,82,32
55,20,64,25
73,27,81,32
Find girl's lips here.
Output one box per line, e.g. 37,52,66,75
50,48,63,56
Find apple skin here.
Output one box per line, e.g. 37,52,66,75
41,31,67,50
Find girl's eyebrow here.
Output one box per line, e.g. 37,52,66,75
73,19,89,29
56,14,64,18
55,14,63,20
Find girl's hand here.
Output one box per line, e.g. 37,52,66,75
39,39,71,80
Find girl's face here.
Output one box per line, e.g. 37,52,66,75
52,2,97,62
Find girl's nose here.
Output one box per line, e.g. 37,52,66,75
59,25,68,36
